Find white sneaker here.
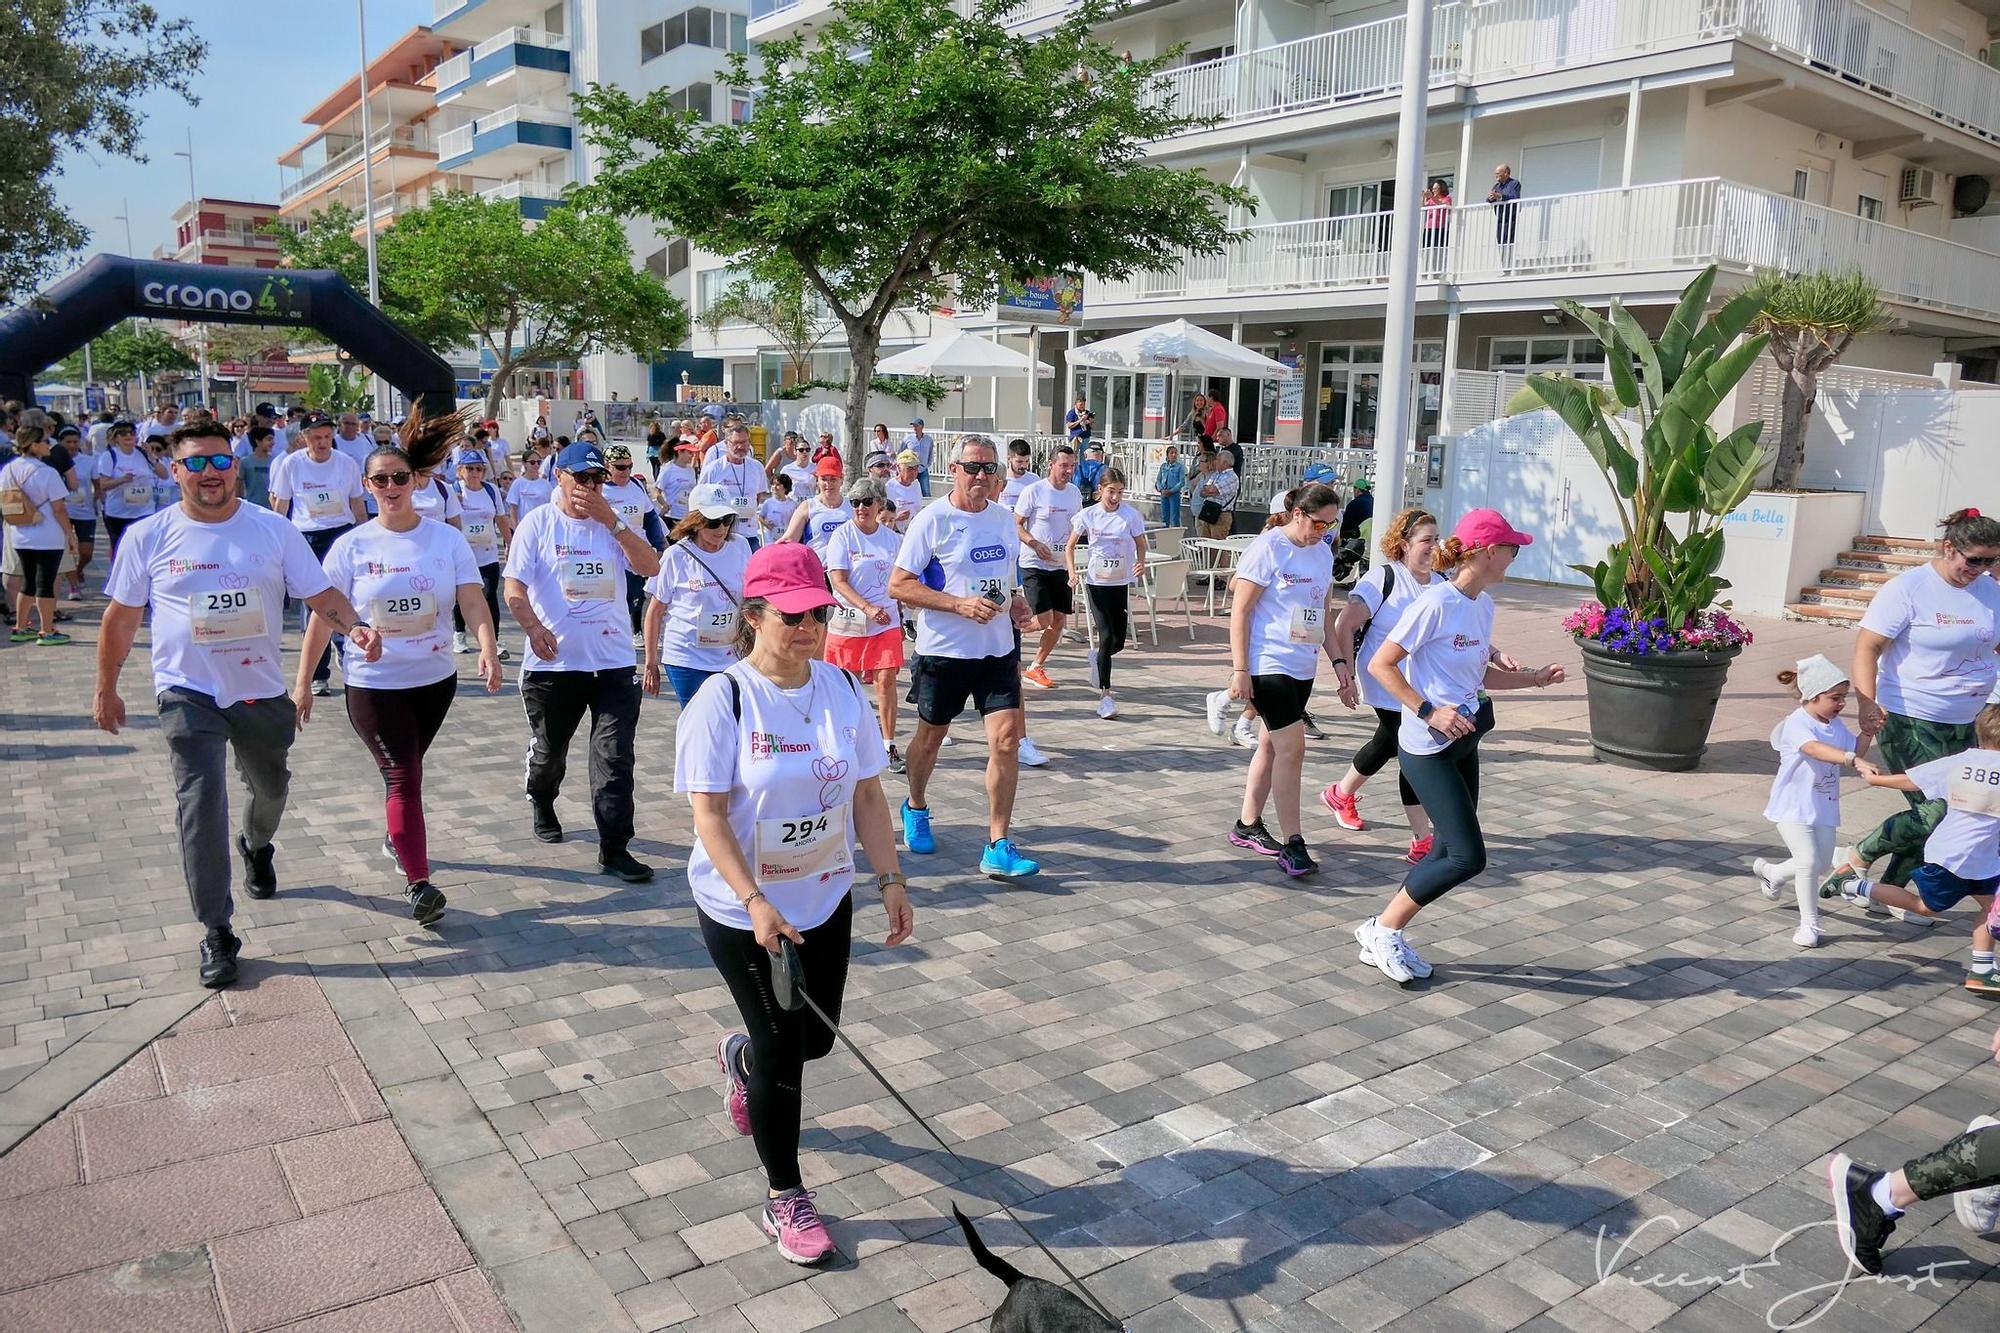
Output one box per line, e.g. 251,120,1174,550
1204,689,1229,736
631,631,645,650
1355,918,1421,983
1751,857,1784,902
1793,923,1822,948
1887,904,1940,928
1955,1116,2000,1233
1063,627,1085,645
452,631,471,654
1096,695,1117,720
1231,716,1258,749
941,732,957,747
1017,736,1050,767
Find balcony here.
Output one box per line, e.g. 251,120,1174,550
480,178,568,221
199,229,279,251
435,103,573,172
432,0,548,39
1092,178,2000,326
279,125,434,204
435,27,571,105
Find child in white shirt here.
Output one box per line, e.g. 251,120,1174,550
1755,654,1871,948
1843,701,2000,993
759,475,801,545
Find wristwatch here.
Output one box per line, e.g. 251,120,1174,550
612,517,633,537
1416,701,1436,721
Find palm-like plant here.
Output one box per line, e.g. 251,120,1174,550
1747,269,1890,490
1506,265,1772,633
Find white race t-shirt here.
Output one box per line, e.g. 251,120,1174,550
779,461,815,495
332,434,374,472
63,450,99,521
410,479,463,525
105,503,332,707
0,457,70,550
697,455,763,524
270,449,364,533
508,476,553,520
886,477,923,527
1350,562,1438,711
646,536,749,672
1070,502,1146,588
456,481,504,567
1860,564,2000,725
800,497,854,555
1235,526,1334,681
97,446,162,520
674,660,888,932
1763,708,1857,828
1907,748,2000,879
999,469,1039,512
894,496,1020,661
322,518,481,689
657,463,697,520
502,503,635,673
758,496,799,542
1387,581,1495,756
825,520,902,638
603,479,657,541
1013,478,1082,573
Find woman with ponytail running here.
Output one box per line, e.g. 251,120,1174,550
1320,508,1442,861
294,409,502,924
1354,509,1565,984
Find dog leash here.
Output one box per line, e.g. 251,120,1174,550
774,937,1124,1328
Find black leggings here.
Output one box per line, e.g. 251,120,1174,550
1352,706,1419,807
103,514,139,563
1399,703,1493,907
1906,1123,2000,1201
701,894,853,1192
14,548,60,599
453,562,501,635
1086,583,1129,690
344,675,455,883
625,569,648,636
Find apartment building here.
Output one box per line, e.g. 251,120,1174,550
157,198,283,268
730,0,2000,446
430,0,750,399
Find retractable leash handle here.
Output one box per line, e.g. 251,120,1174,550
772,938,1124,1329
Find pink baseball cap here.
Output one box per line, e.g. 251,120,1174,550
744,542,838,615
1453,508,1534,548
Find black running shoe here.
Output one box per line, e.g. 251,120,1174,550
198,929,241,989
1279,836,1319,878
405,880,447,926
531,799,563,843
236,835,277,899
887,744,905,775
1228,820,1284,857
599,848,655,883
1300,712,1326,741
1828,1154,1895,1275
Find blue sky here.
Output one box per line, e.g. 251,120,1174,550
54,0,432,273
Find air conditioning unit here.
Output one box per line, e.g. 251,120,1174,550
1900,167,1946,207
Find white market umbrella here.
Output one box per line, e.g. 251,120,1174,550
1066,319,1290,377
876,330,1054,435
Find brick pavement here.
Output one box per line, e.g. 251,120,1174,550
1,582,1996,1332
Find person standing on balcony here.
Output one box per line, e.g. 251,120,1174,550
1487,165,1521,268
1421,179,1452,276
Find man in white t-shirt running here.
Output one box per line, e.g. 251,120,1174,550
503,441,663,883
92,420,383,990
698,424,767,543
888,435,1041,879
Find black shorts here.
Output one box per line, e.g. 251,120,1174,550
1250,673,1314,732
1020,569,1072,616
68,519,96,543
908,651,1023,726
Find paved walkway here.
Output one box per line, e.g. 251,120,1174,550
1,581,1995,1332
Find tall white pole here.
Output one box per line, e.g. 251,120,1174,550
356,0,388,415
1373,0,1434,518
177,129,210,409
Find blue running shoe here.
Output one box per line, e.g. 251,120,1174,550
981,838,1039,878
901,800,935,854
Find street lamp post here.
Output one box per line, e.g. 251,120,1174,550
356,0,389,416
1371,0,1435,518
112,200,146,410
173,128,209,409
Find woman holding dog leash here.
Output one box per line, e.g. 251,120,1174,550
674,541,914,1267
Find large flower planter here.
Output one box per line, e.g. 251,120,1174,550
1578,639,1742,771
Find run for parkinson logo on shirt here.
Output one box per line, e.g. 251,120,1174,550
749,732,814,760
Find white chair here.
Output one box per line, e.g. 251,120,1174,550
1138,558,1193,644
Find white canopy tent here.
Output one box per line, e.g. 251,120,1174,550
876,330,1055,436
1065,319,1290,439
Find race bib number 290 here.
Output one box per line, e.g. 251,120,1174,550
191,586,265,644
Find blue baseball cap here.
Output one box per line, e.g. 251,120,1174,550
555,441,607,474
454,449,489,468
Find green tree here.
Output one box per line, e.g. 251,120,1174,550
573,0,1247,460
0,1,207,301
52,320,194,384
265,202,470,363
1746,270,1891,490
301,364,371,415
379,193,688,418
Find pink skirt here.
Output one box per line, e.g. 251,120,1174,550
825,628,905,673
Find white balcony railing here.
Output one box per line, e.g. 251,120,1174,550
474,25,570,60
200,229,279,249
434,50,471,89
436,123,474,161
279,125,434,202
750,0,801,20
480,178,570,203
436,103,570,163
1094,178,2000,323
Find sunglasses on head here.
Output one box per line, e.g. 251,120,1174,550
175,453,236,473
702,514,737,529
774,605,834,628
956,460,1000,475
367,469,413,488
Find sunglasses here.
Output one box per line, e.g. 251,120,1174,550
175,453,236,473
774,605,834,627
855,498,881,508
1305,515,1337,532
569,472,608,487
1964,554,2000,569
702,514,738,529
955,461,1000,475
366,470,414,488
609,462,633,471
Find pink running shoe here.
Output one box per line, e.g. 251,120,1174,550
1406,835,1435,864
1321,786,1364,831
762,1189,835,1264
716,1034,751,1136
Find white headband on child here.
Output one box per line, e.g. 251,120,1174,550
1795,653,1848,701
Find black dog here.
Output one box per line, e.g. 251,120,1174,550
953,1205,1121,1333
